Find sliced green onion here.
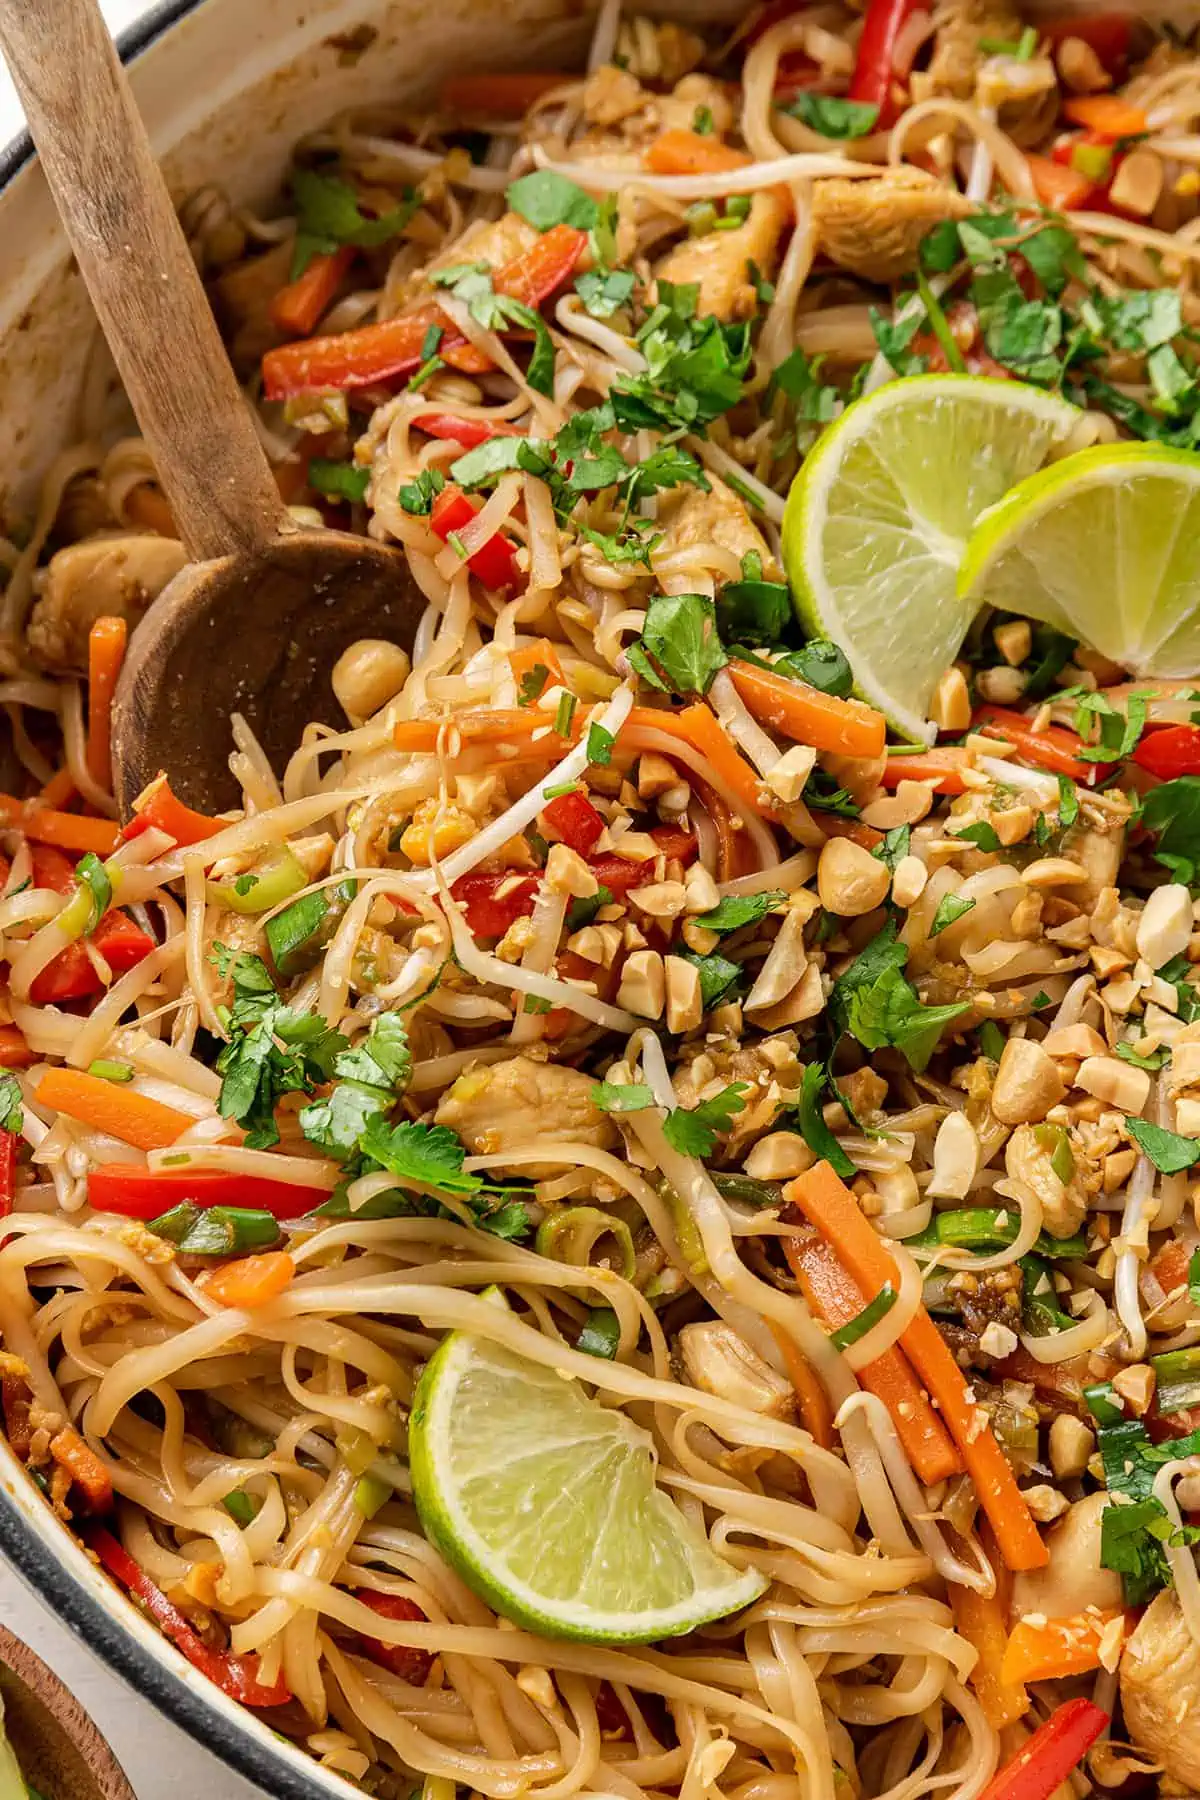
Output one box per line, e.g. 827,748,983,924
87,1059,134,1084
147,1202,201,1244
1034,1121,1075,1185
223,1489,260,1526
535,1206,635,1280
916,268,965,374
447,530,470,561
1072,140,1113,182
543,779,582,800
175,1207,282,1256
711,1172,784,1209
1152,1346,1200,1414
265,878,356,978
911,1206,1086,1260
353,1474,393,1518
1021,1254,1073,1337
979,1020,1005,1062
1016,24,1037,58
830,1284,895,1351
685,201,717,237
554,691,577,737
577,1307,621,1359
208,847,308,916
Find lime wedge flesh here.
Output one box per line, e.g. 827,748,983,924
409,1330,766,1642
782,374,1081,741
958,442,1200,676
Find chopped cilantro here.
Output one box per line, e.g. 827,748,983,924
781,93,879,138
289,168,419,278
308,458,370,504
590,1081,654,1114
506,169,597,232
631,592,727,697
1126,1116,1200,1175
398,466,446,515
663,1083,749,1157
929,894,976,938
695,889,787,935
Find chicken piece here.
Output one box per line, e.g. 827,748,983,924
656,74,735,139
429,210,539,282
655,192,787,322
1012,1493,1125,1621
1004,1123,1087,1238
435,1055,618,1174
812,168,970,284
1064,821,1125,910
209,237,294,376
658,475,782,584
1121,1588,1200,1789
925,0,1023,99
27,534,188,674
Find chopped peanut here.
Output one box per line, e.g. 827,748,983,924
817,837,890,918
929,665,971,732
992,1037,1066,1125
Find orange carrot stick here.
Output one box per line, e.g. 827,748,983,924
771,1323,835,1451
509,639,567,697
785,1162,1048,1570
1000,1610,1126,1685
270,246,355,337
203,1251,295,1309
34,1069,194,1153
49,1425,114,1514
645,129,753,177
727,659,887,759
1061,94,1148,138
38,768,76,810
86,616,129,789
951,1526,1029,1728
0,798,119,858
783,1234,962,1485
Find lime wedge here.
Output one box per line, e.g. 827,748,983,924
409,1329,766,1642
958,442,1200,676
782,374,1080,741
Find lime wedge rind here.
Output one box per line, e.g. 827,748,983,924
410,1330,767,1644
783,374,1082,742
958,441,1200,677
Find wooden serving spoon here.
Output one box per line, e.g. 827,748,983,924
0,0,423,816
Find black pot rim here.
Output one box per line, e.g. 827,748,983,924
0,7,334,1793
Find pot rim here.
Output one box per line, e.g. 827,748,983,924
0,11,345,1793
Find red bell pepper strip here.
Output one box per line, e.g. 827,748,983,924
974,706,1109,784
30,911,156,1006
1134,723,1200,780
83,1526,292,1706
262,224,585,400
353,1591,434,1684
121,774,223,848
848,0,920,126
879,749,970,795
30,844,78,895
412,413,524,450
431,484,520,591
451,826,696,936
979,1698,1108,1800
269,246,356,337
0,1132,16,1218
1028,151,1102,213
88,1165,330,1221
542,790,605,855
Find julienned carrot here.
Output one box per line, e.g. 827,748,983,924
951,1529,1029,1729
86,615,129,789
973,707,1104,784
783,1235,961,1485
270,246,356,337
203,1251,295,1309
441,71,574,114
33,1069,195,1153
785,1162,1048,1571
1000,1610,1126,1685
39,768,76,810
645,129,753,177
727,660,887,760
125,773,222,848
0,1025,34,1070
393,708,567,755
770,1323,835,1451
0,797,119,857
880,750,969,795
1061,93,1148,138
509,639,567,696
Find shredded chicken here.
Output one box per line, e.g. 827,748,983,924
657,475,782,582
655,191,788,321
812,169,970,284
923,0,1024,99
435,1055,619,1171
1122,1589,1200,1789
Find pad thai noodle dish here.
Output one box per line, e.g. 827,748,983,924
19,3,1200,1797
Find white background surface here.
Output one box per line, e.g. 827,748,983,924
0,4,269,1795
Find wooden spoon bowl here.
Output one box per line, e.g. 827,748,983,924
0,1622,136,1800
0,0,424,818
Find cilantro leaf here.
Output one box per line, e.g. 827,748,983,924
1141,778,1200,884
612,282,751,434
663,1083,749,1157
951,821,1002,852
1125,1116,1200,1175
695,890,786,934
1100,1497,1174,1607
832,921,968,1071
1160,953,1200,1024
575,267,636,318
929,894,976,938
632,592,727,697
357,1117,482,1195
1116,1042,1168,1073
587,722,614,766
781,93,879,138
675,949,742,1010
796,1063,854,1178
398,467,446,515
290,168,419,278
715,552,791,646
506,169,597,232
869,305,927,377
567,884,614,931
0,1074,22,1135
215,954,347,1150
874,825,911,873
332,1013,411,1091
590,1081,655,1113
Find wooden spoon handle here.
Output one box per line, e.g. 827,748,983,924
0,0,287,562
